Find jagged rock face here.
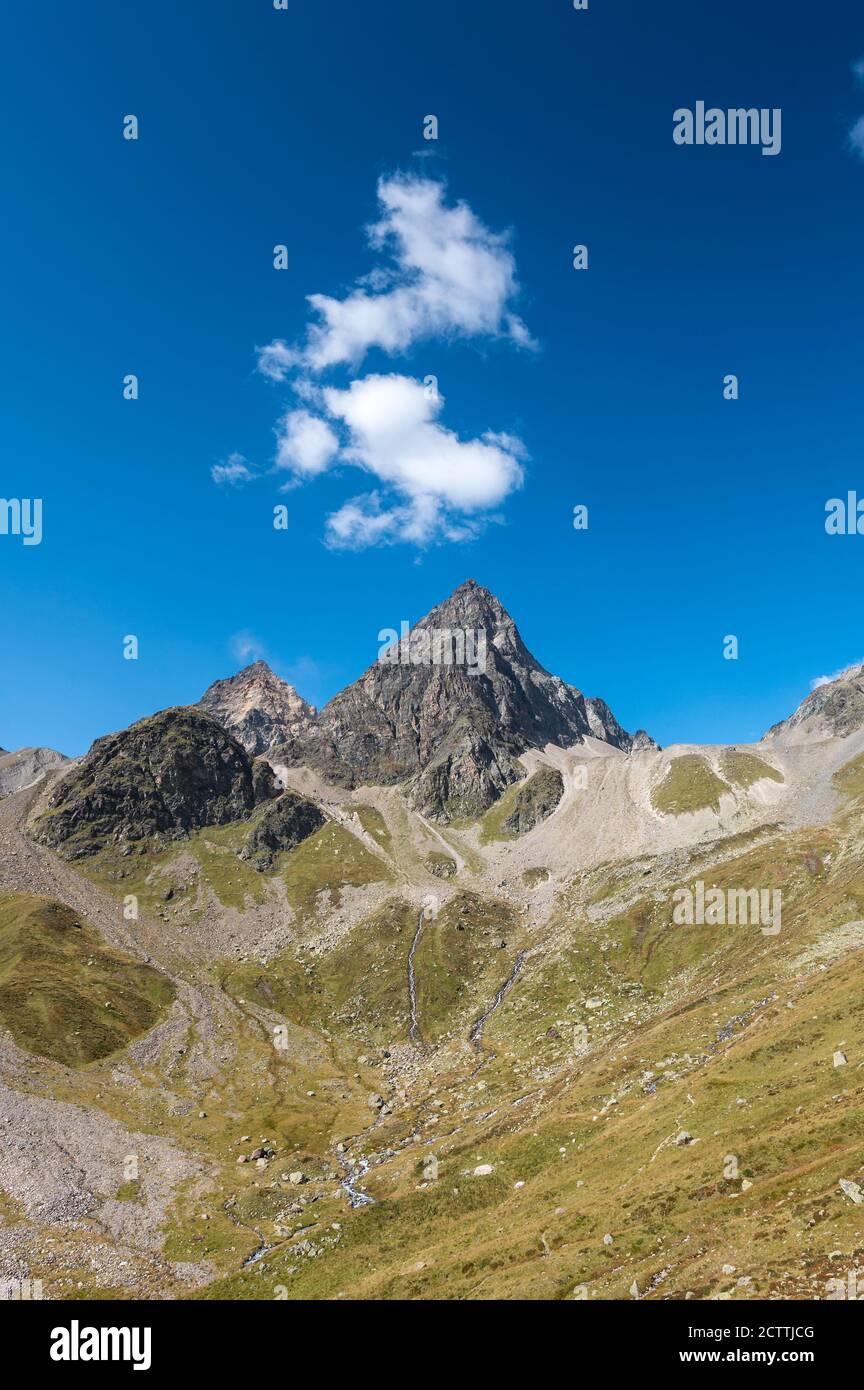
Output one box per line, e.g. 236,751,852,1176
503,766,565,836
410,724,525,822
630,729,661,752
583,696,631,746
241,791,326,871
768,665,864,741
0,746,68,799
270,580,641,821
584,700,660,753
32,709,278,858
198,661,316,756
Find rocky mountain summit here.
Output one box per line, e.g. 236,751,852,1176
32,708,277,858
27,580,653,856
768,663,864,742
206,581,650,822
198,660,316,756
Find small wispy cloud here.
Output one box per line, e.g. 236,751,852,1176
211,452,256,486
847,59,864,158
275,410,339,482
230,630,267,664
810,661,864,690
849,115,864,159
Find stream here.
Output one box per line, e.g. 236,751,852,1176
407,907,425,1043
224,1203,280,1269
469,951,527,1049
337,1153,376,1208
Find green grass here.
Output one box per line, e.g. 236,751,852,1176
413,893,520,1044
477,780,523,845
651,755,731,816
345,804,392,852
720,748,785,790
0,892,175,1067
834,752,864,801
220,891,521,1049
115,1179,144,1202
522,867,550,887
79,819,267,914
280,821,391,920
0,1189,24,1226
222,897,418,1043
188,825,267,909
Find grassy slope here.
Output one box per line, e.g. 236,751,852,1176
194,806,864,1300
15,756,864,1301
77,813,391,924
220,892,522,1049
0,892,174,1066
652,755,731,816
280,821,391,918
345,804,392,852
834,751,864,800
413,893,521,1044
77,819,266,917
477,766,563,845
221,897,418,1044
476,779,523,844
720,748,784,789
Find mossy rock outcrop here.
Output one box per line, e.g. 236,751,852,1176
426,852,458,879
32,708,277,859
241,791,326,871
502,766,564,836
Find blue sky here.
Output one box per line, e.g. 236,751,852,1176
2,0,863,757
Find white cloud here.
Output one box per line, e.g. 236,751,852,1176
257,341,296,382
241,174,533,547
849,114,864,158
847,60,864,157
211,452,255,486
810,661,864,690
323,371,523,503
325,491,479,550
275,409,339,480
256,174,535,377
230,630,267,664
279,374,524,549
268,374,526,548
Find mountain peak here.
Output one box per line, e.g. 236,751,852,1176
194,581,650,821
198,662,316,756
426,584,501,616
266,579,645,820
